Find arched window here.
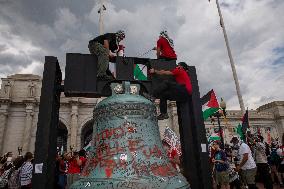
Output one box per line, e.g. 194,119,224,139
57,122,68,153
81,120,94,148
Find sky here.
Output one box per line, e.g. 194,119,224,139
0,0,283,110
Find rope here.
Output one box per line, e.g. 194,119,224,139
137,47,154,57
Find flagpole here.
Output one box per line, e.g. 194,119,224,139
215,0,245,113
98,0,106,35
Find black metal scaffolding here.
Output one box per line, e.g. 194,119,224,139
32,54,212,189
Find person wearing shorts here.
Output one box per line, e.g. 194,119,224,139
231,137,257,189
212,141,230,189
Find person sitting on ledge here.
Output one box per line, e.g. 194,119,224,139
88,30,125,80
149,62,192,120
153,30,177,61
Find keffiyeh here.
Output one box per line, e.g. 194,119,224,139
116,30,125,41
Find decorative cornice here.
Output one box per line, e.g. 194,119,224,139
5,100,39,106
23,99,36,104
6,74,41,80
257,101,284,112
0,100,11,106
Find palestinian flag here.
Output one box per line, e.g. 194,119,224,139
209,132,221,141
201,89,219,120
134,64,147,80
235,123,245,141
83,142,92,152
241,109,249,132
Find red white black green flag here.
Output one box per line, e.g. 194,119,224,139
202,89,220,120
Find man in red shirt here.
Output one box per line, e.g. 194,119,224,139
155,31,177,60
149,62,192,120
67,152,82,174
66,152,83,188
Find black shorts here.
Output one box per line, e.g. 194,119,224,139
278,164,284,173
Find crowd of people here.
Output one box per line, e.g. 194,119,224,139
0,149,87,189
1,134,282,189
0,152,33,189
210,133,284,189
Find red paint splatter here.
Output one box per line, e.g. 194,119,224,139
105,167,113,178
128,127,133,133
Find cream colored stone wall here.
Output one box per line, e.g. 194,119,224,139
0,74,283,156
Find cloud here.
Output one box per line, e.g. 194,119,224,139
0,0,283,110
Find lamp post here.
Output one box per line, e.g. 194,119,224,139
211,98,227,148
220,97,226,117
220,98,227,145
213,110,224,148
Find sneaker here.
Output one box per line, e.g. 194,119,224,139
157,113,169,120
142,92,156,102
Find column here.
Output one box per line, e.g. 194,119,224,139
22,103,34,153
70,100,79,151
0,103,9,155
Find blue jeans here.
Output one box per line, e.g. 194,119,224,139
58,174,67,189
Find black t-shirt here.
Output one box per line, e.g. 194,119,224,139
90,33,118,53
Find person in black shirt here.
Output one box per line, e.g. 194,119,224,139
212,141,230,189
88,30,125,79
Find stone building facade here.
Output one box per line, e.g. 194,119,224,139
0,74,283,155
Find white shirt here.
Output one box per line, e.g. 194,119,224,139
238,143,256,170
20,162,33,186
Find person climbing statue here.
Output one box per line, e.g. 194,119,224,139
149,62,192,120
88,30,125,79
154,30,177,61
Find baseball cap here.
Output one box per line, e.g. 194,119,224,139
178,62,189,70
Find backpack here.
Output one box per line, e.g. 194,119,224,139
8,168,21,189
270,149,281,165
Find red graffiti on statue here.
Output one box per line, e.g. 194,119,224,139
128,139,144,152
142,145,163,159
150,162,176,177
94,127,125,144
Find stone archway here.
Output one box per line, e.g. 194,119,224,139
81,120,94,148
57,122,68,153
